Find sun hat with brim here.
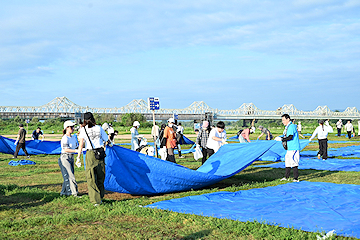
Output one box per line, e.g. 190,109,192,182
63,120,76,130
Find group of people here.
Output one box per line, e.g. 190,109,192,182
336,119,357,139
195,120,227,164
11,114,359,204
59,112,110,206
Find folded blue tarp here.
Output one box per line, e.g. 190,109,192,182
0,135,61,155
8,159,36,166
146,181,360,238
255,157,360,172
104,141,276,195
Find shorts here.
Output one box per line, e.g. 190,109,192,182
285,150,299,168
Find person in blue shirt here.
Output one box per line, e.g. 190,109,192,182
279,114,300,182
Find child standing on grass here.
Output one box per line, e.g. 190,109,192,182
59,120,80,197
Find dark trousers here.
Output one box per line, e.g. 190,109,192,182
201,147,208,165
285,166,299,180
13,142,29,158
347,131,352,139
337,128,341,136
166,148,176,163
318,139,328,159
207,148,215,159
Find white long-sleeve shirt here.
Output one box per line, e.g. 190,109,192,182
309,122,333,141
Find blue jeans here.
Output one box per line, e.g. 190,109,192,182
58,154,78,196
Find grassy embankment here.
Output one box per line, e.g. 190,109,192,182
1,129,360,239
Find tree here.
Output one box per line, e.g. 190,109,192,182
31,117,39,123
120,113,147,127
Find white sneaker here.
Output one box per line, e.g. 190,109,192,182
280,177,289,181
293,179,300,182
179,156,185,158
94,203,100,207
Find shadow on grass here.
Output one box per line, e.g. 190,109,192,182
183,229,212,239
0,190,59,210
203,167,338,190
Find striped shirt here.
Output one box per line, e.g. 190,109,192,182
196,128,209,148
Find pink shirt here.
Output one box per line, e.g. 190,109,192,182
241,128,251,142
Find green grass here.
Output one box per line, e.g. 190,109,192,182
1,135,360,239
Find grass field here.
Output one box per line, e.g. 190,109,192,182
1,133,360,239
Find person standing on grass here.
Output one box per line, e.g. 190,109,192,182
77,112,108,207
279,114,301,182
344,120,354,139
309,119,333,160
130,121,141,151
336,119,343,137
13,123,30,159
196,120,211,164
206,121,227,158
163,118,177,163
176,122,185,158
59,120,80,197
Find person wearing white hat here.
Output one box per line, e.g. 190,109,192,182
130,121,141,151
163,118,177,163
58,120,80,197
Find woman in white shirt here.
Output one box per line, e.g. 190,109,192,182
59,120,79,197
309,120,333,160
77,112,108,206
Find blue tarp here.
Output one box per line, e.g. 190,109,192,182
146,181,360,238
256,140,310,161
0,135,61,155
104,141,276,195
8,159,36,166
255,157,360,172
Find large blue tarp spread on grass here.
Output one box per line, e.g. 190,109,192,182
0,135,61,155
104,141,276,195
146,181,360,238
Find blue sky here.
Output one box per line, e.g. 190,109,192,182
1,1,359,111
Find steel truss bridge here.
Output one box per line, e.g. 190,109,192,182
0,97,359,121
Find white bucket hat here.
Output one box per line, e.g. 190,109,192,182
133,121,140,127
63,120,76,130
168,118,175,123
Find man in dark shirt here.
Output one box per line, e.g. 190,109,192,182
13,124,30,158
31,127,44,141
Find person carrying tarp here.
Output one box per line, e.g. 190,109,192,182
344,120,354,139
31,127,44,141
196,120,211,164
163,118,177,163
257,125,273,140
59,120,80,197
238,127,254,143
309,119,333,160
278,114,301,182
206,121,227,157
